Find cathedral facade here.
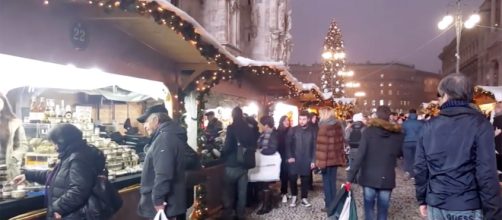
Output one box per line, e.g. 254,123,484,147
173,0,292,63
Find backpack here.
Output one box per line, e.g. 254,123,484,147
348,125,363,148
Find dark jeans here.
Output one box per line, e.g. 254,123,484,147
289,174,310,199
403,142,416,176
321,166,338,208
427,206,482,220
280,162,289,194
223,167,248,219
363,187,392,220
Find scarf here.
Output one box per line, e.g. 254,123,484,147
440,99,471,110
258,130,272,150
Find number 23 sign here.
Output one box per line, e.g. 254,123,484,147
70,22,89,50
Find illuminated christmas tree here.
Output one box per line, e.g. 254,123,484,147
320,20,349,98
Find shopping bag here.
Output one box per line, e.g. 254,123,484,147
339,191,358,220
328,184,358,220
339,193,351,220
154,210,168,220
248,152,282,182
349,194,358,220
327,185,349,217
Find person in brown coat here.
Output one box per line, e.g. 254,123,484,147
315,107,346,211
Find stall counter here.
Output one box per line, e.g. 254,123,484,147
0,173,141,220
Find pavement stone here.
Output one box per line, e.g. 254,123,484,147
247,162,422,220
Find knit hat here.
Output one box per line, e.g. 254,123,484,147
352,113,364,122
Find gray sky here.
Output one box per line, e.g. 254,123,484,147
291,0,483,73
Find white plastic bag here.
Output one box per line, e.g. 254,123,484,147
154,210,168,220
339,192,352,220
248,152,282,182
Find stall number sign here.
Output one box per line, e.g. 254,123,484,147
71,22,89,50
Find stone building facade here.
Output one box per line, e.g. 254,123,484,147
439,0,502,86
290,63,440,114
173,0,292,63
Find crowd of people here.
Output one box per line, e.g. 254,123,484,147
220,73,502,220
5,72,502,220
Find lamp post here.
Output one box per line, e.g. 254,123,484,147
438,0,480,74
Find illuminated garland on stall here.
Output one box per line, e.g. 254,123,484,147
41,3,326,214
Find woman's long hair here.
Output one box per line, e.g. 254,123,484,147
318,107,335,122
0,92,16,149
278,115,290,131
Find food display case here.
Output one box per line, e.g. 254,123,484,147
23,127,142,179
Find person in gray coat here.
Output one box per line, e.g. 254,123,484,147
138,112,187,220
286,111,316,208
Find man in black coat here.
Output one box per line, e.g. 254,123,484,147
286,111,316,208
138,112,187,219
221,107,260,220
347,106,403,220
415,73,502,220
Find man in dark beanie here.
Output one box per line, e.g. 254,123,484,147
138,112,187,220
347,106,403,220
415,73,502,220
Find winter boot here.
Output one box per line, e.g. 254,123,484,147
257,189,272,215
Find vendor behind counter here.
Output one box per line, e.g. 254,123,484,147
0,92,29,182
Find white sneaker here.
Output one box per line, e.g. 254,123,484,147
289,196,297,207
301,198,312,207
282,194,288,203
345,166,350,171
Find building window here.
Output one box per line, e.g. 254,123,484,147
380,83,384,87
389,90,392,95
380,74,384,78
380,99,384,106
388,83,392,87
388,100,392,106
364,100,368,106
380,90,384,95
372,100,376,106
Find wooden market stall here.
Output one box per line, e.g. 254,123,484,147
0,0,228,219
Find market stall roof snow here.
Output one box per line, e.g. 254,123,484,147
0,53,169,102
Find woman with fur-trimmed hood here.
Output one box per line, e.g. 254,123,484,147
347,105,404,220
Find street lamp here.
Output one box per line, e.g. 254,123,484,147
437,0,480,74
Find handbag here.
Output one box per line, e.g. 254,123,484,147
248,151,282,182
235,137,256,169
85,172,123,219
